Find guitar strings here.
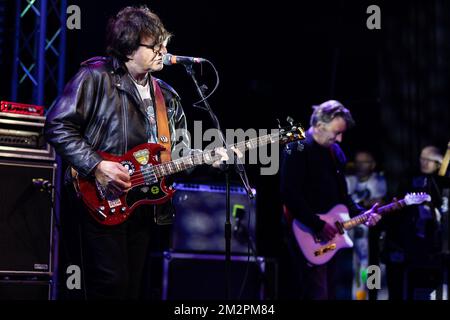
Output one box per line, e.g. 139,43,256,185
127,134,279,186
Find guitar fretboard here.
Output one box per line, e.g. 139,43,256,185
438,141,450,177
152,132,281,178
342,199,406,230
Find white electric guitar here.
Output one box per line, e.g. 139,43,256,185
291,193,431,265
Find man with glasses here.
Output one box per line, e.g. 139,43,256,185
45,6,206,299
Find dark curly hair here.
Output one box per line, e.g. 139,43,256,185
106,6,172,62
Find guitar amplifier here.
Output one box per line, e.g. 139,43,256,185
1,101,44,116
161,251,277,300
171,183,257,254
0,159,56,274
0,279,51,300
0,111,54,161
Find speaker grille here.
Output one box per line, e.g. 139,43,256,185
161,252,277,300
171,183,257,254
0,160,55,273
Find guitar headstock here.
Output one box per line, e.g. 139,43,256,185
278,117,306,145
404,192,431,205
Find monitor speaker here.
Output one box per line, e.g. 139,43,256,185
0,280,51,300
161,251,277,300
171,183,257,254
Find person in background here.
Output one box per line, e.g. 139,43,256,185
280,100,382,300
382,145,450,300
346,150,387,300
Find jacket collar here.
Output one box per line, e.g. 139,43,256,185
111,56,127,75
110,56,155,90
109,57,152,115
108,56,173,114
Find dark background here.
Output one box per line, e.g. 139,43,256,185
1,0,450,299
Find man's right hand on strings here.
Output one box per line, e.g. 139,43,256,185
95,160,131,195
317,222,338,242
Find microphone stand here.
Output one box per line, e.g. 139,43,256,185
184,63,255,300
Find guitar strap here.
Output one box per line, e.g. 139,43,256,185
152,78,172,163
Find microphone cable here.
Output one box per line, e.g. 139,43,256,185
192,59,220,110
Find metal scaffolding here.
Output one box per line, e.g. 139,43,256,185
9,0,67,300
11,0,67,107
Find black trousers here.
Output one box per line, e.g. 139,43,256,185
282,217,338,300
65,181,155,299
80,206,154,299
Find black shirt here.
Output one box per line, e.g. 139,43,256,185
280,131,362,233
382,172,450,263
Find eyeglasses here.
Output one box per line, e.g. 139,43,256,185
139,43,165,53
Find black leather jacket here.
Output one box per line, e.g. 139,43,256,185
44,56,191,224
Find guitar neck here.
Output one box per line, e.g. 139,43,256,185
152,132,281,178
438,141,450,177
342,199,406,230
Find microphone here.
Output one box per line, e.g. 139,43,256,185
32,178,53,190
163,53,206,66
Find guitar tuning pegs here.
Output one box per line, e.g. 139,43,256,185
286,116,294,126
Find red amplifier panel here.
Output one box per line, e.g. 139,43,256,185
1,101,44,116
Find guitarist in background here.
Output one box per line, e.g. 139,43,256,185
280,100,382,300
382,145,450,299
44,6,224,299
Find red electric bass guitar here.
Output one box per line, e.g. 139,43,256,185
72,123,305,225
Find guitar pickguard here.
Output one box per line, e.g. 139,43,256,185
125,181,169,207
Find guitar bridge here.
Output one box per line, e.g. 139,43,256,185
107,198,122,208
314,243,337,256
